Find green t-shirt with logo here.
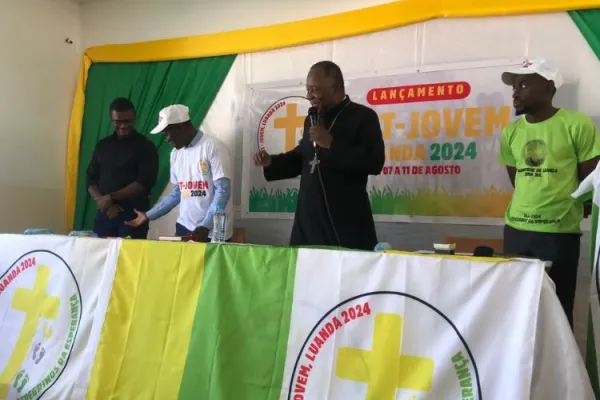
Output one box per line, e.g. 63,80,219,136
499,109,600,233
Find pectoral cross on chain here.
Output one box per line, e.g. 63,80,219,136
309,153,320,174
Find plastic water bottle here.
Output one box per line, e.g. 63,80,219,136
374,242,392,251
211,206,226,243
24,228,55,235
68,231,98,237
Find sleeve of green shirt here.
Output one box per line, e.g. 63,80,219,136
573,116,600,163
498,127,516,167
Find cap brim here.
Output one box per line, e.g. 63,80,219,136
150,121,168,134
501,68,537,85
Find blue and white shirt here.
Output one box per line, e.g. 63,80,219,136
147,131,233,239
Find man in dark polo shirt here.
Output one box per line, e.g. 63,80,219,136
86,98,159,238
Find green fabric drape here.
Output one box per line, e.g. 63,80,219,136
571,10,600,60
570,8,600,398
73,55,237,231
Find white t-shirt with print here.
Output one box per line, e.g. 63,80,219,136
170,132,233,239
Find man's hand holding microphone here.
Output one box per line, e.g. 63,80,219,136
253,107,333,165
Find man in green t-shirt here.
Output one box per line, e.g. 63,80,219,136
499,59,600,328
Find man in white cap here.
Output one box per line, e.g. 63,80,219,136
499,58,600,327
126,104,233,242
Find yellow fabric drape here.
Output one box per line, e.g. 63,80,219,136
65,55,91,230
65,0,600,229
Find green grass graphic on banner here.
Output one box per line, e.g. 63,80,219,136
249,188,300,212
248,186,511,217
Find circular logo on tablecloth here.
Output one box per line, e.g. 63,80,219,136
287,291,481,400
0,250,82,399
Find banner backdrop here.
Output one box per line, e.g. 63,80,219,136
241,62,519,223
0,235,593,399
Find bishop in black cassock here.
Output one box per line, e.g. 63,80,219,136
254,61,385,250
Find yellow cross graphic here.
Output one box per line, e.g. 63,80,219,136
0,266,60,398
274,103,306,152
336,313,434,400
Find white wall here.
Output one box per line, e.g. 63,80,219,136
0,0,81,233
81,0,395,48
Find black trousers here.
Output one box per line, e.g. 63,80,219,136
93,206,149,239
503,225,580,328
175,223,232,242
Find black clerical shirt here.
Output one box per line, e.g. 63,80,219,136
86,132,159,210
264,96,385,250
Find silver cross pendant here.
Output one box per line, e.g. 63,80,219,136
309,153,320,174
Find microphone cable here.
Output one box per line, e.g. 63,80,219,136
309,107,342,247
316,159,342,247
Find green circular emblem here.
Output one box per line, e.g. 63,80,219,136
522,139,547,167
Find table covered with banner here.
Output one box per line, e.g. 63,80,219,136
0,235,592,399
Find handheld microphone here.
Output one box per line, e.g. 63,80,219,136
308,107,319,148
308,107,318,126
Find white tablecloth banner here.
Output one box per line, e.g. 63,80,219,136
0,235,593,399
0,235,120,399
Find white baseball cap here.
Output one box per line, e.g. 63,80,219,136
150,105,190,134
501,58,563,89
